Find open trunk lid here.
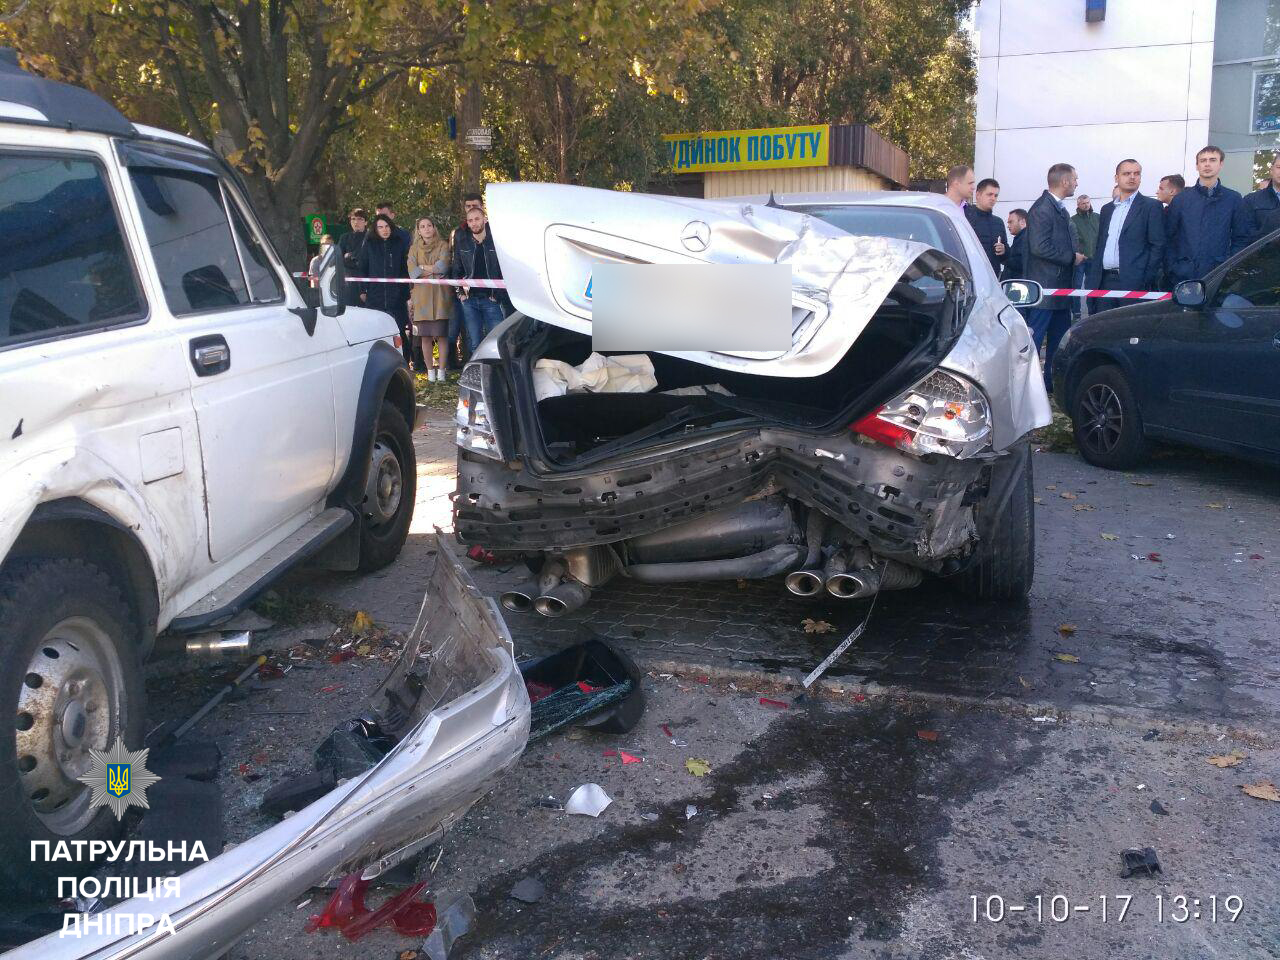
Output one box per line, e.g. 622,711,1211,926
486,183,969,379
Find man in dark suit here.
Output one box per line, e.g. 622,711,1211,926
1004,208,1029,281
1242,154,1280,239
1165,145,1254,283
1086,159,1167,312
1025,163,1084,393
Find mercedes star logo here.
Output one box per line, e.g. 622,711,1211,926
681,220,711,252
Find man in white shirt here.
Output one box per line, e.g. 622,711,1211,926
1086,159,1167,312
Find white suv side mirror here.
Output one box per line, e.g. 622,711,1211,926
317,244,346,317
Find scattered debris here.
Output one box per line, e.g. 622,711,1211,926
1057,623,1077,635
565,783,613,817
1031,715,1057,723
1101,533,1119,541
1059,491,1077,500
685,757,711,777
640,812,660,822
685,804,698,820
350,610,375,635
1072,503,1094,511
1141,729,1159,742
1149,800,1169,816
315,717,395,779
1054,653,1080,663
1146,552,1162,562
261,768,338,817
520,639,645,739
660,724,673,738
509,878,546,904
167,655,266,744
619,750,643,764
1119,847,1162,878
1241,780,1280,802
1206,751,1246,768
801,618,836,634
916,730,939,742
421,894,475,960
759,697,790,709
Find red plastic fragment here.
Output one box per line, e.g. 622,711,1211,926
525,680,556,704
660,724,674,738
1250,554,1264,560
306,873,369,932
329,649,356,664
237,763,251,775
759,697,789,709
602,749,617,758
917,730,939,742
305,872,437,941
620,750,643,764
257,662,285,680
577,681,601,693
695,676,710,684
320,684,342,693
853,693,866,702
1147,552,1162,562
466,545,499,564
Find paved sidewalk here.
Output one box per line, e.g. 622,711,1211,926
302,414,1280,732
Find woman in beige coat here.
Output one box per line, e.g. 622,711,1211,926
407,216,453,381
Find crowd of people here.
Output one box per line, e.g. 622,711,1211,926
311,195,511,379
946,145,1280,391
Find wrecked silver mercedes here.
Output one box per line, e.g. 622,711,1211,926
7,537,529,959
454,186,1051,617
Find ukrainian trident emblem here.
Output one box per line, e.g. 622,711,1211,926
78,738,160,819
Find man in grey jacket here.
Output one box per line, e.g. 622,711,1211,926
1025,163,1085,394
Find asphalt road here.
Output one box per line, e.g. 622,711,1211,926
12,424,1272,960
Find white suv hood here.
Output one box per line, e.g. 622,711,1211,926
485,183,947,379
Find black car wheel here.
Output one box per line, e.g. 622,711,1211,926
357,401,417,571
952,441,1034,601
1071,364,1147,469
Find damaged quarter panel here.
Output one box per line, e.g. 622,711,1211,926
7,536,530,960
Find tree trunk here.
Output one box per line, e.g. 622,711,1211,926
244,176,307,272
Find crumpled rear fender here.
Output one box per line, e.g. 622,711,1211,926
9,535,530,960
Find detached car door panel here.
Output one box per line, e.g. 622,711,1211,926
125,161,341,561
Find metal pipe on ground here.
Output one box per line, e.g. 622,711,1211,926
184,631,253,657
625,544,804,584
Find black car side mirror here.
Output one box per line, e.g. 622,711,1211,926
1001,278,1043,307
1173,279,1206,308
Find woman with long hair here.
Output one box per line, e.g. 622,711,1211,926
357,213,412,364
407,215,453,382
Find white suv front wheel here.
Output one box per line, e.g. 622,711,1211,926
356,401,417,571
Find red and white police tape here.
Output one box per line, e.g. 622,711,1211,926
1040,288,1171,302
294,272,506,288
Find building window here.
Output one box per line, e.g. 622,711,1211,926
1253,69,1280,134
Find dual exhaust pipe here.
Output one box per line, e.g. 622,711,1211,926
785,553,921,600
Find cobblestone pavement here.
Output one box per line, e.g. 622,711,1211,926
316,414,1280,733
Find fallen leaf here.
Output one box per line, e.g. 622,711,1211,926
802,618,836,634
1033,497,1044,504
351,611,374,635
1206,502,1224,509
1206,751,1246,768
1147,552,1162,562
916,730,939,742
1060,491,1077,500
1072,503,1095,511
1018,676,1031,690
355,643,371,656
1045,484,1057,491
685,757,711,777
1241,780,1280,802
1054,652,1080,663
1101,533,1119,541
1130,480,1155,487
399,951,420,960
1057,623,1077,635
577,681,601,693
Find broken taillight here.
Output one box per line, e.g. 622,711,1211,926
851,370,991,459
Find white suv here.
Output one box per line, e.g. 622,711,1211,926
0,54,417,887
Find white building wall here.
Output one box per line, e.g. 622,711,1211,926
975,0,1218,219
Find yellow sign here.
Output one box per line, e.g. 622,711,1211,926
664,124,830,174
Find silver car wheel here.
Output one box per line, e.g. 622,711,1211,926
365,439,404,527
15,617,124,835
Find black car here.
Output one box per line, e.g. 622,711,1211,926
1051,231,1280,469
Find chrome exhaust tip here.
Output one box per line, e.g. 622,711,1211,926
534,580,592,618
784,569,825,597
825,572,867,599
184,630,252,657
500,584,537,613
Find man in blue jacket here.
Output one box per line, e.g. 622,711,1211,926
1164,146,1254,283
1086,159,1166,312
1025,163,1084,393
1242,154,1280,239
